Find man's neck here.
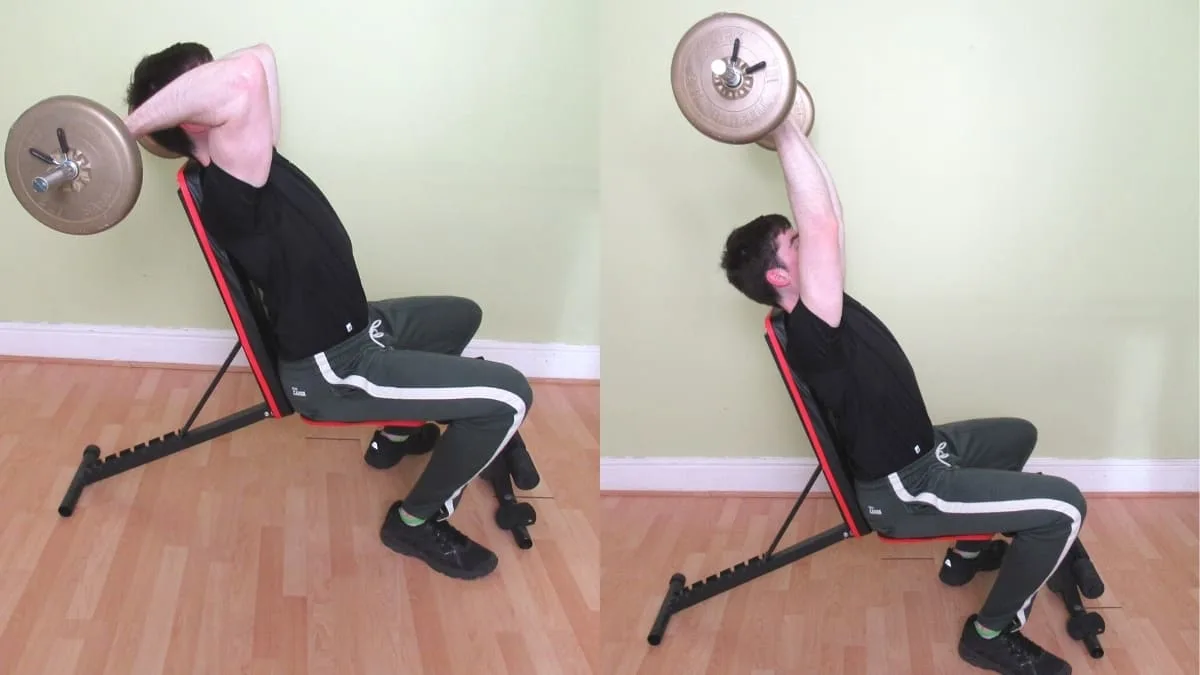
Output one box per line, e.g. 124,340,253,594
777,291,800,314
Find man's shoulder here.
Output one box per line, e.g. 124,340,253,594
786,293,854,332
781,298,849,372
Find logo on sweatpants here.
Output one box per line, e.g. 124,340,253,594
868,506,882,515
291,386,307,398
933,441,952,467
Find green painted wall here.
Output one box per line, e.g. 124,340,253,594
601,0,1198,459
3,1,1196,461
0,0,599,346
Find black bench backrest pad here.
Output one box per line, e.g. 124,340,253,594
176,161,293,419
764,309,872,537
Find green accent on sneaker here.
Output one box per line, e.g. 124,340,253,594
955,548,981,559
382,431,410,442
399,507,426,527
974,621,1001,639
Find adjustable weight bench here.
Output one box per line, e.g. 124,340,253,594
647,308,1108,659
57,160,540,549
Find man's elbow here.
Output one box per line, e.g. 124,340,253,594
799,213,841,240
226,51,269,94
210,53,268,121
250,43,277,68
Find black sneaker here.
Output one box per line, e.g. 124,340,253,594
940,540,1008,586
364,424,440,469
958,614,1072,675
379,500,498,580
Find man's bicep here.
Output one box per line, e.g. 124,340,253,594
797,224,844,327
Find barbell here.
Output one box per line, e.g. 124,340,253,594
670,12,814,149
3,95,167,236
6,17,805,236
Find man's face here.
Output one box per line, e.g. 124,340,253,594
765,227,801,295
179,122,213,157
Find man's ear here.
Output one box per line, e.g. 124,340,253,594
765,267,789,289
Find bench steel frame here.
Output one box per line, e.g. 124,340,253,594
647,309,1108,659
59,160,540,549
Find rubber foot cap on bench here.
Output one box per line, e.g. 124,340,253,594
496,502,536,530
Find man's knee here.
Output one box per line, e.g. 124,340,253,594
444,296,483,335
1013,417,1038,451
1070,482,1087,523
1043,474,1087,526
996,417,1038,458
986,417,1039,469
456,297,484,330
504,365,534,413
481,361,533,421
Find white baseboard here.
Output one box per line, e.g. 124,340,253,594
0,321,599,381
600,456,1200,494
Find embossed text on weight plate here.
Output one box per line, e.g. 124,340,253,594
684,68,782,131
683,30,783,130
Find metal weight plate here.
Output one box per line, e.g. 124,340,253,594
670,12,797,145
5,95,143,235
756,80,816,151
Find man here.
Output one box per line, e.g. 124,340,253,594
718,117,1087,675
123,42,534,581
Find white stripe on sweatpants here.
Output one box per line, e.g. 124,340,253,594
886,473,1082,628
314,353,527,517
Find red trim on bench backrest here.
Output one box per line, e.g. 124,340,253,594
301,419,425,428
763,312,863,538
764,312,997,545
176,166,283,419
881,533,994,543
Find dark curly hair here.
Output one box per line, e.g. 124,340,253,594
125,42,214,157
719,213,792,306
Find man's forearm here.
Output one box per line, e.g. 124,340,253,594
774,128,840,231
124,52,261,138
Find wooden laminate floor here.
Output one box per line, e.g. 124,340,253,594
3,359,1197,675
0,359,598,675
601,493,1199,675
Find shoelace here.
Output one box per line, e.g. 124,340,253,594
430,520,471,551
1002,630,1041,664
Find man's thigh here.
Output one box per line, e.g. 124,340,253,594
936,417,1038,472
286,346,531,425
858,459,1085,540
369,296,482,354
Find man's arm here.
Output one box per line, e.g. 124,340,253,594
808,140,845,267
224,44,280,143
124,50,262,139
124,48,274,187
772,119,846,326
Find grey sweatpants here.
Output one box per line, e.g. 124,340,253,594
277,296,533,520
854,418,1088,632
